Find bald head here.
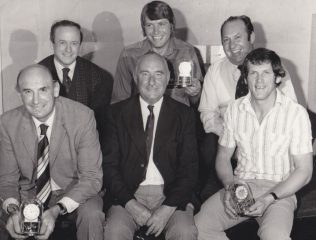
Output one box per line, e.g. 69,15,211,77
135,52,170,105
17,64,60,122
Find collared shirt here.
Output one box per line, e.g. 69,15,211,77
112,37,203,106
139,96,164,185
199,57,297,137
219,89,312,182
32,109,79,213
54,58,76,82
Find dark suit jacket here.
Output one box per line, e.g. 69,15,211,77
39,55,113,142
0,97,103,204
103,95,198,210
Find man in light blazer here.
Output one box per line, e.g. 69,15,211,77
39,19,113,142
0,64,104,240
103,52,198,240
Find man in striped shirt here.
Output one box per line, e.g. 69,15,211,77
195,48,313,240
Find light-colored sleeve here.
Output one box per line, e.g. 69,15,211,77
58,197,79,213
2,198,20,213
290,106,313,155
279,67,297,102
198,65,224,136
219,103,236,149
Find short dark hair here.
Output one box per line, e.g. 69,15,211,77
50,20,83,44
16,64,56,92
140,1,175,36
220,15,254,41
241,48,286,86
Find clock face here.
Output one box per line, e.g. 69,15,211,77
235,185,248,200
178,62,192,75
23,204,40,220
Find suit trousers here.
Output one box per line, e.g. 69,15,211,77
49,190,105,240
195,179,296,240
104,185,197,240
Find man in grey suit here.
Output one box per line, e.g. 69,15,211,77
0,64,104,240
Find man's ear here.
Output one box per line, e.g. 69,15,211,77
250,32,255,44
53,81,60,97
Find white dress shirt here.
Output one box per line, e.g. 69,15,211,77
139,96,165,185
54,58,76,82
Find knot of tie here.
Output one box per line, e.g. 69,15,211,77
40,124,48,136
147,105,154,115
62,67,70,76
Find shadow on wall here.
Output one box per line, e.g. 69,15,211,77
2,29,38,112
82,11,124,79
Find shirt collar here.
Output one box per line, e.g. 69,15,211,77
139,95,164,116
139,37,176,56
54,58,76,79
239,88,283,112
32,107,56,131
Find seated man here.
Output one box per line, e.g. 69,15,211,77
103,52,198,240
0,65,104,240
195,48,313,240
112,0,202,106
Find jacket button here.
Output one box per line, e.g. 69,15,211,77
140,164,145,168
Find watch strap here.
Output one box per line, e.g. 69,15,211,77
270,192,279,200
7,203,19,215
56,202,67,215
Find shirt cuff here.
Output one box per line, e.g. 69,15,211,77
3,198,20,214
58,197,79,213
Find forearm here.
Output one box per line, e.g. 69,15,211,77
200,111,223,136
215,145,235,189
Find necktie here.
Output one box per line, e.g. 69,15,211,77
62,68,71,94
235,65,249,99
36,124,51,205
145,105,154,160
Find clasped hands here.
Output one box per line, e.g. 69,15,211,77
125,199,176,237
6,205,60,240
223,189,274,219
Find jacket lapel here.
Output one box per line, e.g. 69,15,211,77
49,99,67,166
20,110,38,165
154,97,176,156
124,97,147,159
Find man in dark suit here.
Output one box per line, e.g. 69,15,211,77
39,19,113,142
0,64,104,240
103,52,198,240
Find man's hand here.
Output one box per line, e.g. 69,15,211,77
125,199,151,226
6,212,28,239
223,189,238,219
36,205,60,240
245,194,274,217
185,78,201,97
146,205,176,237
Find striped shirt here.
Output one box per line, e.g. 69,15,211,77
219,89,312,182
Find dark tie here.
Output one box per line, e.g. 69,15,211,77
235,65,249,99
36,124,51,205
62,67,71,94
145,105,154,160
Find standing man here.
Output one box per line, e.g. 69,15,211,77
39,20,113,141
0,65,104,240
103,52,198,240
195,48,313,240
112,0,203,106
198,15,297,200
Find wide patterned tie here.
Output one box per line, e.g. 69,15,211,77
62,67,71,94
235,65,249,99
145,105,154,160
36,124,51,205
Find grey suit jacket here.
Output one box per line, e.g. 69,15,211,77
0,97,103,204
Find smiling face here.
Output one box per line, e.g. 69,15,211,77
136,54,170,105
222,19,254,66
246,62,280,103
144,17,172,54
52,26,81,67
18,66,60,122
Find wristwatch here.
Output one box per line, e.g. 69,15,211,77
270,192,279,201
56,202,68,215
7,203,19,215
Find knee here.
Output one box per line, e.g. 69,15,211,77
258,228,291,240
104,219,134,240
78,207,105,224
166,223,198,240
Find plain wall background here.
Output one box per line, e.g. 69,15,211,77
0,0,316,114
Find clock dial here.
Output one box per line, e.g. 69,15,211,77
23,204,40,220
